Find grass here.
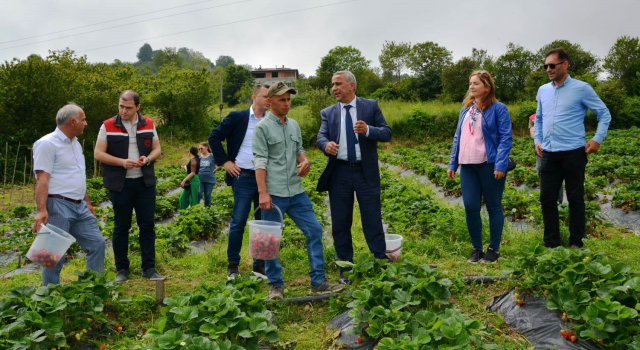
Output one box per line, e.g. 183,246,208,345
2,132,640,349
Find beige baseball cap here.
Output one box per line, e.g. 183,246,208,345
267,81,297,98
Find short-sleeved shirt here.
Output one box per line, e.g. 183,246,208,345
252,113,306,198
97,114,158,178
198,154,217,184
33,128,86,200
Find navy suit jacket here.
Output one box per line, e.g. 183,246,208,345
316,97,391,192
208,108,250,186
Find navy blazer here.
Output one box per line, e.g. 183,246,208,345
208,108,250,186
316,97,392,192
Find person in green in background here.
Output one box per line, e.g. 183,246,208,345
180,146,200,209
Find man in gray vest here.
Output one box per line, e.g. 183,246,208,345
94,90,164,282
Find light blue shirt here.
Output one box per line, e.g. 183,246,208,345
534,75,611,152
337,96,369,161
33,128,86,200
235,105,264,169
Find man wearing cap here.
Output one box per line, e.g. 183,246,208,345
94,90,164,282
252,82,344,300
32,103,105,285
316,71,391,285
208,84,269,280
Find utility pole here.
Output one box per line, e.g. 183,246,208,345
219,75,224,122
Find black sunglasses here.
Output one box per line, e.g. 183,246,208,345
544,61,565,70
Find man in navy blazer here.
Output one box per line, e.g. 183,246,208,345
208,84,269,280
316,71,392,284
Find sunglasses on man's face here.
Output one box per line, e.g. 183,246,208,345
544,61,565,70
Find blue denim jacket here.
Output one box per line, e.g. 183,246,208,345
448,101,513,172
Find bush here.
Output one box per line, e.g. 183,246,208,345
290,95,308,107
391,107,459,140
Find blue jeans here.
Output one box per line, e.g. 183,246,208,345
262,193,326,287
227,171,264,269
460,163,506,252
199,181,216,207
42,198,106,286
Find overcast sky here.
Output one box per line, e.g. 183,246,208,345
0,0,638,76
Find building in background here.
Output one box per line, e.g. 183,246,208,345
251,66,299,87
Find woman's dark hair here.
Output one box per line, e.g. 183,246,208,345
189,146,198,157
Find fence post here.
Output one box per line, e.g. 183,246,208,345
21,156,26,204
8,142,20,206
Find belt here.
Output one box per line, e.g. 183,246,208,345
336,159,362,166
240,168,256,174
48,194,82,204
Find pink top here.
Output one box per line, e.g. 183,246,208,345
459,107,488,164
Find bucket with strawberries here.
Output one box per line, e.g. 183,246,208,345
248,205,284,260
26,224,76,268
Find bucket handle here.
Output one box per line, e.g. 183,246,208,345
253,203,285,230
385,246,402,254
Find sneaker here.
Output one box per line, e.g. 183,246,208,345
227,264,240,281
338,276,352,285
142,268,165,281
115,269,128,283
311,280,345,295
468,248,484,264
268,285,284,300
480,248,500,263
252,265,267,280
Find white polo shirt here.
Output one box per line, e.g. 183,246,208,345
33,128,86,200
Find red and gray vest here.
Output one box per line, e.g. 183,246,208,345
101,113,156,191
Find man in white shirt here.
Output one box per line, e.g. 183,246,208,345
208,84,270,280
32,103,105,285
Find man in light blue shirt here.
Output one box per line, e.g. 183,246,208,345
534,48,611,249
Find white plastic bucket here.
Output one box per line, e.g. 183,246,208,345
385,234,403,262
26,224,76,268
248,205,284,260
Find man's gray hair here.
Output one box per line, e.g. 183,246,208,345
56,103,83,126
333,70,357,89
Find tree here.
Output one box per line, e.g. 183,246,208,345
313,46,371,89
407,42,452,76
215,55,235,69
441,57,478,102
151,65,215,130
406,42,453,100
604,36,640,96
470,48,493,68
537,40,599,76
491,43,537,102
223,64,253,106
136,43,154,62
153,47,182,69
379,40,411,82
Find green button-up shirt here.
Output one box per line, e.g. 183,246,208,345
252,113,306,198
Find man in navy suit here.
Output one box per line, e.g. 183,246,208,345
316,71,392,284
208,84,269,280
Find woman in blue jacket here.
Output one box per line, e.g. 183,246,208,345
447,70,512,263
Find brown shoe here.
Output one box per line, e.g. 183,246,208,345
268,285,284,300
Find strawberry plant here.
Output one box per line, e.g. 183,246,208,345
0,270,122,349
331,255,491,348
506,243,640,348
140,276,278,349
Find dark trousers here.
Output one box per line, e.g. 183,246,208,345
459,163,506,252
329,163,387,274
110,177,156,271
539,147,587,248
